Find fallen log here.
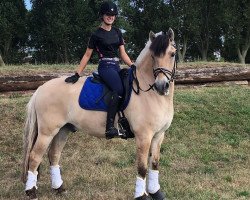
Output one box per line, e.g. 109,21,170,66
175,66,250,84
0,73,70,92
0,67,249,92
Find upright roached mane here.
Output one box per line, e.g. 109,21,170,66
150,33,169,57
22,28,176,200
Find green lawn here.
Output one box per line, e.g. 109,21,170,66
0,85,249,200
0,62,249,76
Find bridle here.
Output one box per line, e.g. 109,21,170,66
152,56,177,83
153,65,176,82
132,53,177,95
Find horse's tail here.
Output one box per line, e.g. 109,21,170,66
21,89,39,183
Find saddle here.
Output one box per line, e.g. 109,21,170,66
78,68,135,139
91,68,132,111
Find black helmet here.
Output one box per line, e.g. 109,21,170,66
99,1,118,16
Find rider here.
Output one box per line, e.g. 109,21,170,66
65,1,134,139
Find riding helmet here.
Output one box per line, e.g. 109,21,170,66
99,1,118,16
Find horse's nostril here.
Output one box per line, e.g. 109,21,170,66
165,82,169,89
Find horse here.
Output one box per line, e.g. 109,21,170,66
22,28,177,200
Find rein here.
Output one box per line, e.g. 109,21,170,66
131,65,155,95
132,60,177,95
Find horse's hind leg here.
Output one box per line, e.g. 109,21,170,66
26,127,59,197
148,132,166,200
48,125,71,193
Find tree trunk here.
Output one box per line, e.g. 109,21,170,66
182,36,187,61
237,44,249,64
177,36,188,63
197,37,209,61
64,44,69,64
201,49,207,61
0,53,5,67
177,40,184,63
200,37,209,61
3,38,12,63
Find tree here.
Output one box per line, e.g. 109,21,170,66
29,0,101,63
223,0,250,64
190,0,223,61
29,0,71,63
119,0,171,59
0,0,27,64
169,0,199,62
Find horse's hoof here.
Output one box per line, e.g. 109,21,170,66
25,186,38,200
54,184,67,195
149,189,166,200
135,193,151,200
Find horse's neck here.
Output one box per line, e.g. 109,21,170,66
135,43,155,86
135,41,152,71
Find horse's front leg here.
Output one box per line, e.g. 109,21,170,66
148,132,166,200
134,130,153,200
48,126,70,194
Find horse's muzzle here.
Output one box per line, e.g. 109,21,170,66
154,80,170,95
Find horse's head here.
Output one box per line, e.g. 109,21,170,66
149,28,177,95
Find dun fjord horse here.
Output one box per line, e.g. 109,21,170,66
22,28,177,200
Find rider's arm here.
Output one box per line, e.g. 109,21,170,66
119,45,133,67
77,48,93,75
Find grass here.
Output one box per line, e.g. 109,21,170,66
0,64,97,76
0,62,249,76
0,85,249,199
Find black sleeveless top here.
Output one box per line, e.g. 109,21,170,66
88,27,124,59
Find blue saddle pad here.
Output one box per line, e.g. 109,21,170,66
78,68,134,112
79,77,108,111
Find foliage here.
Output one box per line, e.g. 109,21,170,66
119,0,171,59
0,0,27,64
222,0,250,64
168,0,199,62
1,0,250,64
29,0,101,64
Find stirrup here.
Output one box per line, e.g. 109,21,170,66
105,127,126,140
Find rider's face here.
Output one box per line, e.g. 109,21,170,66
103,14,116,25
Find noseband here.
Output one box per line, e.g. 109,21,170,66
153,61,177,82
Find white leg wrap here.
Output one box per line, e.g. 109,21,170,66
147,169,160,194
25,171,38,191
50,165,63,189
134,177,146,198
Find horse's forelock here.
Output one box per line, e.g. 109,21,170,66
149,34,169,57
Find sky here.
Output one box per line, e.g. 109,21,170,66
24,0,32,10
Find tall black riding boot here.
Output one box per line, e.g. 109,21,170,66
105,92,121,139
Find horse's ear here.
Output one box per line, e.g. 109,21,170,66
168,28,174,41
149,31,156,41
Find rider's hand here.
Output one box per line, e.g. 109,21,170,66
65,73,80,84
130,64,136,69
